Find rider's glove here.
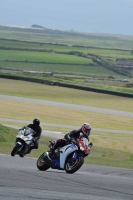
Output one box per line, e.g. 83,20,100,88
65,134,71,141
70,139,76,144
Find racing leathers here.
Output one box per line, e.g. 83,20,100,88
27,123,42,150
50,128,91,156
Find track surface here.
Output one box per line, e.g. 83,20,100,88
0,155,133,200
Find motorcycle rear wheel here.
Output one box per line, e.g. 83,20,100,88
65,156,84,174
37,153,50,171
11,143,21,156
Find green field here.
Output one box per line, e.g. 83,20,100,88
0,62,119,77
0,39,132,59
0,27,133,94
0,50,93,64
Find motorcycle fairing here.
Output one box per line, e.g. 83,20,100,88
16,130,33,145
13,128,35,156
51,159,60,169
43,152,60,169
59,144,78,169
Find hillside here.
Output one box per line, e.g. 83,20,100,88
1,24,133,50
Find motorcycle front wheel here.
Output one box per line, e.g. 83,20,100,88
11,143,21,156
65,156,84,174
37,153,50,171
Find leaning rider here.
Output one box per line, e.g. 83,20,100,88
26,118,42,152
50,123,92,157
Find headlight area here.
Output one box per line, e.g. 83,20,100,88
23,137,28,141
18,135,28,141
80,146,85,151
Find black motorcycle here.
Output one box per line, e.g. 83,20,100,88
11,127,36,157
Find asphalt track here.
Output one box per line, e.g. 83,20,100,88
0,154,133,200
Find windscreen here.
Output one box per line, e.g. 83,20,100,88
24,127,36,136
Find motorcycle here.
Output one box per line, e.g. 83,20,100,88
37,137,93,174
11,127,36,157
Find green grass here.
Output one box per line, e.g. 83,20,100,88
1,98,133,131
0,50,93,64
0,124,133,169
0,61,120,76
0,124,18,142
0,78,133,112
0,39,132,59
87,146,133,168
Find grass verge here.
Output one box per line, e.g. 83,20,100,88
0,78,133,112
1,99,133,131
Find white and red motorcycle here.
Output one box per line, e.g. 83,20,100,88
37,137,93,174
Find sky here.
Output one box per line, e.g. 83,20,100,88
0,0,133,36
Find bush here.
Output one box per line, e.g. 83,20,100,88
125,82,133,88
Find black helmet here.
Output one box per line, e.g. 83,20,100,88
33,118,40,126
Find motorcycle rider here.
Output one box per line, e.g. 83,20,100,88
21,118,42,153
27,118,42,152
50,123,92,157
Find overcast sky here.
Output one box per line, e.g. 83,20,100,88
0,0,133,35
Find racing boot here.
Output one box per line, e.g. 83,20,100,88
49,139,62,159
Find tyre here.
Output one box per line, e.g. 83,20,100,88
65,156,84,174
37,153,50,171
11,143,21,157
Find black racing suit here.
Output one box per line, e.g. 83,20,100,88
27,124,42,149
51,128,89,154
64,128,89,141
